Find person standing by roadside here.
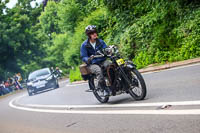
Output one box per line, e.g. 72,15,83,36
0,81,4,96
14,74,23,90
8,77,15,91
0,81,9,94
55,67,62,78
50,67,55,73
5,80,12,92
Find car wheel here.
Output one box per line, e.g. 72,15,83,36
53,83,59,89
56,83,59,88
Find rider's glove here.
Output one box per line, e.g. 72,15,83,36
87,55,94,64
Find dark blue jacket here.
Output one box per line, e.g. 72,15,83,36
80,39,107,64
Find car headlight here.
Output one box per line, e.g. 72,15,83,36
46,75,53,80
27,82,33,86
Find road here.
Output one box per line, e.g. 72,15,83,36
0,63,200,133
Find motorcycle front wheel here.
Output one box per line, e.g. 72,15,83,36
127,69,147,100
89,76,109,103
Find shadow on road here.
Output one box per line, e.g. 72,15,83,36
106,96,149,104
108,97,134,104
30,88,58,96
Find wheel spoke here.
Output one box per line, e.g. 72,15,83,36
129,72,142,96
131,86,142,96
91,76,109,103
127,69,146,100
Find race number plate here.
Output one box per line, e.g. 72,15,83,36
116,58,125,65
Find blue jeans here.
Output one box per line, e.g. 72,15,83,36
3,88,10,94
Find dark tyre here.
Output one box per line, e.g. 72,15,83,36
89,76,109,103
56,83,59,88
127,69,146,100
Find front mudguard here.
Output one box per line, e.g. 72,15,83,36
125,61,137,69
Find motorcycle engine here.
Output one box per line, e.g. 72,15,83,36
104,77,111,86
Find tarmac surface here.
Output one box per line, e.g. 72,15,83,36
1,57,200,133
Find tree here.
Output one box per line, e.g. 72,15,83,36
0,0,45,79
39,1,60,38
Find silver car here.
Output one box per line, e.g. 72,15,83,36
26,68,59,96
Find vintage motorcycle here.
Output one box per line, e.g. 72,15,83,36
80,45,146,103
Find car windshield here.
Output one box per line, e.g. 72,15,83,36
28,69,50,80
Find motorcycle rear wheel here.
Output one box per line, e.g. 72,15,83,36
128,69,147,100
89,76,109,103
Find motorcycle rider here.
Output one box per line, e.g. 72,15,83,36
80,25,111,96
55,67,62,78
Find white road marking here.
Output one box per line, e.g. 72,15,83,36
9,94,200,115
9,102,200,115
10,94,200,109
66,83,88,87
9,63,200,115
18,100,200,109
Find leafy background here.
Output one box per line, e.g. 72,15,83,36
1,0,200,82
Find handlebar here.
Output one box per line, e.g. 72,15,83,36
91,50,105,58
93,55,104,58
89,46,119,62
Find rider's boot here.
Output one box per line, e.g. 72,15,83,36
99,79,111,96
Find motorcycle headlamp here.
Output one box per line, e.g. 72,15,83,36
104,47,112,55
105,45,118,56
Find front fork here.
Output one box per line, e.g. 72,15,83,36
117,64,137,91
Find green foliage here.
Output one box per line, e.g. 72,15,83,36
1,0,200,82
173,9,200,59
104,0,200,69
0,0,45,80
39,1,60,36
63,8,108,67
47,0,200,81
45,33,70,70
133,51,153,69
69,66,82,82
58,0,83,32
